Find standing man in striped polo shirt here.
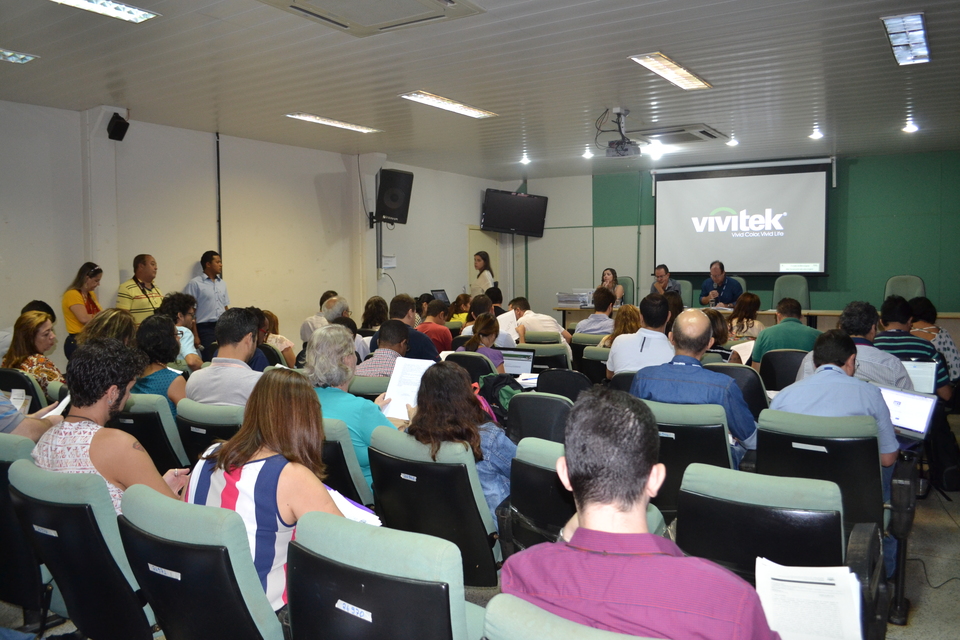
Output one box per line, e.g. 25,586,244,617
116,254,163,326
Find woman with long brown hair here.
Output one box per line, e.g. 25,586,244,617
186,368,344,617
61,262,103,358
407,361,516,522
727,292,765,339
599,304,641,348
457,313,506,373
75,308,137,348
2,310,64,395
449,293,472,325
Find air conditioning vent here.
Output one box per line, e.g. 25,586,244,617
629,124,729,145
259,0,484,37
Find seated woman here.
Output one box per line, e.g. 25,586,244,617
456,313,506,373
727,292,765,340
132,315,186,417
663,290,685,335
910,297,960,382
2,310,63,396
304,324,397,489
407,361,516,522
360,296,389,332
448,293,472,325
263,310,297,368
598,267,625,304
599,304,641,348
76,308,137,348
702,308,743,364
185,368,345,621
32,338,189,514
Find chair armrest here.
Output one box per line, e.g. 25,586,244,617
889,451,919,540
495,497,515,561
846,522,890,640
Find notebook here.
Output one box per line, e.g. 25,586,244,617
874,383,938,441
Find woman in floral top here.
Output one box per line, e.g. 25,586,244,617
2,310,64,396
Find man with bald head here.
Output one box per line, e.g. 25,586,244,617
630,308,757,466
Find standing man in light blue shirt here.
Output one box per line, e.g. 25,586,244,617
184,250,230,362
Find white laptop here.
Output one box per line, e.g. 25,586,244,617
498,349,535,377
901,360,937,394
873,383,938,441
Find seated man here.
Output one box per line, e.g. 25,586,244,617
606,293,674,379
649,263,682,295
512,297,572,344
485,286,508,317
356,320,407,377
0,393,62,442
874,295,952,401
416,300,453,353
797,301,913,390
299,289,338,343
501,387,779,639
369,294,440,362
185,307,262,405
771,329,899,576
574,287,615,335
751,297,822,371
157,292,202,371
699,260,743,308
462,295,516,348
630,308,757,466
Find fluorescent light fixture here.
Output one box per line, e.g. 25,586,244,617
726,137,739,147
809,126,823,140
582,147,595,159
520,154,531,165
285,112,381,133
881,13,929,65
629,52,712,90
903,119,919,133
399,90,497,119
0,48,39,64
48,0,159,23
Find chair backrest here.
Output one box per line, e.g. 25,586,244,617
619,276,635,306
451,334,471,350
321,418,374,505
483,594,648,640
445,321,463,338
700,352,724,364
570,333,603,372
756,410,884,534
445,351,497,384
524,331,561,344
46,380,67,404
0,368,48,413
884,275,925,300
678,279,693,308
757,349,808,391
702,362,769,421
676,463,845,583
579,346,610,383
8,459,156,640
288,511,482,640
641,400,733,522
731,275,747,292
536,368,593,402
513,343,570,371
257,343,285,367
107,393,189,473
0,433,47,611
772,274,810,309
505,392,574,444
368,426,500,587
347,375,390,401
118,485,284,640
608,370,636,392
175,399,245,465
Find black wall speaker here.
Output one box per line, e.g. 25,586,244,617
107,113,129,141
375,169,414,224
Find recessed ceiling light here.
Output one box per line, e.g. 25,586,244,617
809,126,824,140
629,52,712,91
642,140,677,160
399,90,497,119
520,154,531,165
582,147,595,159
285,112,381,133
881,13,929,65
48,0,159,23
902,119,919,133
726,137,739,147
0,48,39,64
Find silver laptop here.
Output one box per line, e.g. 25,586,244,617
499,349,535,377
901,361,937,394
874,383,938,441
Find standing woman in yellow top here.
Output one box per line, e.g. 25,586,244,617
62,262,103,359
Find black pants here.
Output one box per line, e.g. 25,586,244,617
64,334,79,360
197,321,217,362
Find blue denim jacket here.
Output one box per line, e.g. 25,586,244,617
477,421,517,526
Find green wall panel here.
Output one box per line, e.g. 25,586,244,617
592,173,640,227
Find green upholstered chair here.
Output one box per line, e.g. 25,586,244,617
565,321,579,334
445,321,464,338
884,275,925,300
446,351,498,384
8,459,158,640
257,343,286,367
618,275,636,306
700,352,724,364
513,343,571,371
772,274,810,309
175,399,245,465
678,279,694,308
579,346,610,384
523,331,561,344
641,400,734,523
368,426,501,587
107,393,189,473
731,275,747,293
322,417,374,506
347,375,390,401
505,391,573,444
535,368,592,402
45,380,67,405
287,511,485,640
483,594,651,640
0,368,48,413
570,332,604,371
608,370,636,393
702,362,769,421
757,348,808,391
118,484,284,640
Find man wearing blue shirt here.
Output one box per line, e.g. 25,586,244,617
184,250,230,361
699,260,743,308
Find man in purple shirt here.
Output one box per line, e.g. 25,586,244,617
501,387,779,640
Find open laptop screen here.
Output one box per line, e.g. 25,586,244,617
875,384,937,440
430,289,450,304
901,361,937,394
499,349,535,376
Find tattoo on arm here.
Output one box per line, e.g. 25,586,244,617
132,441,146,452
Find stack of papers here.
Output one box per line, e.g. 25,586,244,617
517,373,538,389
383,357,434,420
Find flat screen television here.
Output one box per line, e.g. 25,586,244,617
481,189,548,237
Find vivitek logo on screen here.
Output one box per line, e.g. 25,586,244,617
691,208,787,236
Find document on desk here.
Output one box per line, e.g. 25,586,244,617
383,357,434,420
755,557,861,640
